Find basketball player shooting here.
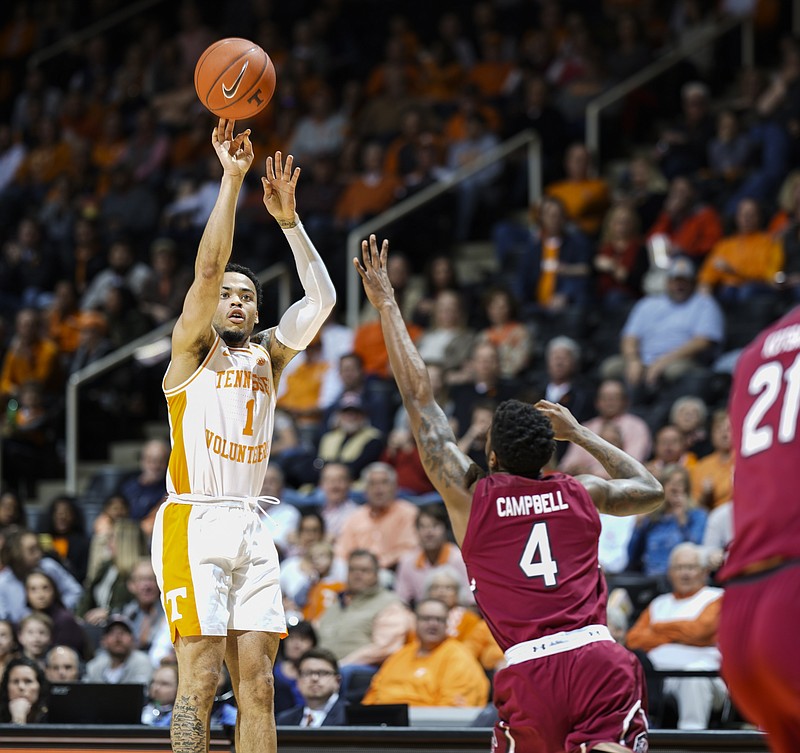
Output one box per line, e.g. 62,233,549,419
151,119,335,753
355,235,663,753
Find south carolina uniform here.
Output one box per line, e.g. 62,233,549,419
462,472,648,753
718,305,800,753
151,334,286,640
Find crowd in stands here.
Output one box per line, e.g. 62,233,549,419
0,0,796,733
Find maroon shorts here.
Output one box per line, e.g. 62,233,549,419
719,562,800,753
490,640,648,753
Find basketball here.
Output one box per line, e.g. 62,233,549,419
194,37,276,120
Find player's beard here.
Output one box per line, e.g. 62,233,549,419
219,326,249,347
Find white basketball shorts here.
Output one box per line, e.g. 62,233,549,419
151,499,286,640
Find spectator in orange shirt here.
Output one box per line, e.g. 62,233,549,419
467,31,515,100
647,175,723,260
334,142,403,231
689,409,733,511
698,197,783,304
353,317,422,381
0,308,61,406
545,142,611,238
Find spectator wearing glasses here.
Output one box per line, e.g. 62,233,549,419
275,648,348,727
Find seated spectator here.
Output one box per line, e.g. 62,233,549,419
655,81,715,181
545,142,611,239
45,280,86,362
411,254,464,329
457,401,495,472
44,645,81,684
449,342,521,436
120,559,171,667
300,541,347,622
704,109,753,207
416,290,476,378
698,197,783,305
0,528,83,623
287,85,348,165
615,155,668,243
362,597,489,708
508,196,593,321
84,614,152,685
701,500,733,574
0,307,61,407
689,410,733,511
560,379,652,477
80,237,154,312
274,621,318,715
0,656,49,724
474,287,532,380
647,176,723,261
541,336,595,428
308,462,358,543
317,395,385,487
24,570,86,658
394,504,469,608
86,494,131,583
276,648,349,726
316,550,412,688
37,495,89,583
334,464,419,571
423,566,502,672
603,255,724,428
141,663,179,727
0,620,18,679
118,439,169,521
380,428,436,497
628,465,707,577
138,237,192,325
646,425,697,477
0,491,26,529
594,203,649,309
669,395,712,459
627,543,726,730
78,518,147,625
17,612,52,669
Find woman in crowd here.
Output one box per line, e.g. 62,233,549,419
0,656,49,724
38,495,90,583
0,620,19,679
627,464,708,577
25,570,88,657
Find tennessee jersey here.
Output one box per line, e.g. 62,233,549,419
163,335,276,499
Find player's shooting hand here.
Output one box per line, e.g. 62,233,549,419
353,234,395,311
534,399,581,441
262,151,300,225
212,119,253,178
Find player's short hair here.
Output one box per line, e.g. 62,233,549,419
224,262,263,311
490,400,555,478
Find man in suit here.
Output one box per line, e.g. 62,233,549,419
275,648,348,727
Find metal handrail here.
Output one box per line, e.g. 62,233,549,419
27,0,168,69
65,263,291,493
344,129,541,328
585,14,753,161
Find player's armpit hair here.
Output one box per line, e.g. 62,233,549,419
491,400,555,478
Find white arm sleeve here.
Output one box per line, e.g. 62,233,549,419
274,218,337,351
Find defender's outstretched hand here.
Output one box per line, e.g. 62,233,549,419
354,234,396,312
262,151,300,225
212,119,253,177
534,399,581,442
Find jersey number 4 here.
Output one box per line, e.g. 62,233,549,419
519,521,559,587
741,354,800,457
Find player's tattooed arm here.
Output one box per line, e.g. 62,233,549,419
253,326,300,390
171,695,206,753
536,399,663,516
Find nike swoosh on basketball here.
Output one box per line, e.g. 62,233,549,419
222,61,249,99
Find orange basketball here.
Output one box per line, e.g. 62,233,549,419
194,37,276,120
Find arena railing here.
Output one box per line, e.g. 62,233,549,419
584,13,753,164
64,264,291,494
343,129,541,329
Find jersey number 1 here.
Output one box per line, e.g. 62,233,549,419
741,354,800,457
243,399,255,436
519,522,559,587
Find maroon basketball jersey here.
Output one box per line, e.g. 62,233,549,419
461,472,606,651
718,305,800,581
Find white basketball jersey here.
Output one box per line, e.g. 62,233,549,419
163,335,276,499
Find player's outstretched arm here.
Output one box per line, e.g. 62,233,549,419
355,235,475,543
535,399,663,516
254,151,336,389
171,119,253,362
